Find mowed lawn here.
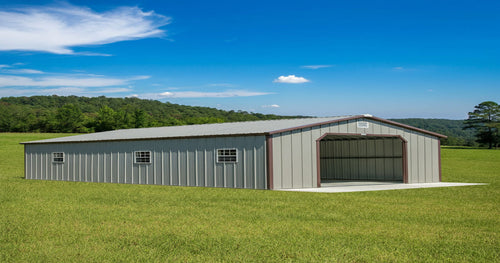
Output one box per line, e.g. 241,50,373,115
1,133,498,262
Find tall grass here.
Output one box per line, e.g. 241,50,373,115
1,133,499,262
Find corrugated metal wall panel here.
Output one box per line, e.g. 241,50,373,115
431,138,439,182
24,135,267,189
271,118,441,189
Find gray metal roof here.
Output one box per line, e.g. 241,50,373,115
23,115,359,144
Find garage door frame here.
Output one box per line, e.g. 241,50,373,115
316,133,408,187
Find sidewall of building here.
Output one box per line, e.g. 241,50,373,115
24,135,267,189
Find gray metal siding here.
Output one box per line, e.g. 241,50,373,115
24,136,267,189
271,118,441,189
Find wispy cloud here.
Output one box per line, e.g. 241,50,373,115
273,75,310,84
0,86,132,97
157,90,271,98
2,68,44,74
0,4,170,55
301,65,332,69
0,75,149,87
208,83,237,88
262,104,280,108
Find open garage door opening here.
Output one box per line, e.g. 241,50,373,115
317,134,408,185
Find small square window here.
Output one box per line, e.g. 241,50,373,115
217,148,237,163
52,152,64,163
357,121,369,129
134,151,151,164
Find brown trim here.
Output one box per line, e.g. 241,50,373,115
268,115,447,139
316,133,409,185
366,116,447,139
316,133,408,143
269,115,365,135
438,140,442,182
316,140,321,187
266,135,274,190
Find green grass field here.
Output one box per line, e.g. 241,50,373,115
1,133,499,262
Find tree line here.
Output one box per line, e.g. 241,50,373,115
1,96,497,148
389,118,477,146
0,95,303,133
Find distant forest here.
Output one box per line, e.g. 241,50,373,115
390,119,476,146
0,95,475,146
0,95,303,133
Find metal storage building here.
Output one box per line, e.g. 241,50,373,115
22,115,446,190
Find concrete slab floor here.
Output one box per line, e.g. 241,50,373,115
276,181,487,193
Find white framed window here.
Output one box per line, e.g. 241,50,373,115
217,148,237,163
52,152,64,163
134,151,151,164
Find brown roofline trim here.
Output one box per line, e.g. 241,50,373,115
269,115,364,135
366,116,447,138
268,115,447,138
21,133,269,145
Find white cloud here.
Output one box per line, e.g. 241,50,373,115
0,86,132,97
301,65,332,69
392,67,405,71
2,69,44,74
273,75,310,84
0,4,170,54
157,90,271,98
208,83,236,88
0,75,149,87
262,104,280,108
0,64,10,68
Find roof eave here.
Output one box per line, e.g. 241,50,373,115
20,132,270,145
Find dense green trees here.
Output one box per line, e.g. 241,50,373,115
390,118,476,146
0,95,300,133
464,101,500,149
55,104,86,133
0,95,491,147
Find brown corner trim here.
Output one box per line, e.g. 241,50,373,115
438,140,442,182
266,135,274,190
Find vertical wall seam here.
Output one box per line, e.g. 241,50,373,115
186,149,189,186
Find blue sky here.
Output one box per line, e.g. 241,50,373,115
0,0,498,119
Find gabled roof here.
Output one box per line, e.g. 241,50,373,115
22,114,446,144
